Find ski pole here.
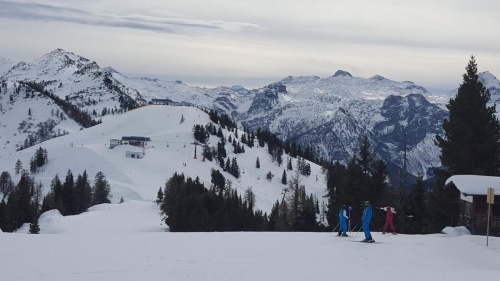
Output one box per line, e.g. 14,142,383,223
349,224,363,241
330,222,340,236
350,221,360,236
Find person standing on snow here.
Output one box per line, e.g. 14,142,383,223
337,205,349,237
361,201,373,242
381,206,396,234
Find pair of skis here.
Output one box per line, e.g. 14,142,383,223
356,239,379,243
336,234,380,243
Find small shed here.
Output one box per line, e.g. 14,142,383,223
445,175,500,236
125,151,144,159
109,139,122,149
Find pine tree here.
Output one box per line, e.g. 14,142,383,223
230,157,240,178
225,157,231,172
210,169,226,193
435,56,500,176
92,172,111,205
15,159,22,175
266,171,273,181
156,187,164,204
431,56,500,232
29,215,40,234
276,147,283,167
256,157,260,169
29,156,37,174
6,171,35,231
357,135,374,175
62,170,75,215
244,187,256,211
74,170,92,214
0,171,14,194
281,169,287,185
0,198,6,231
407,173,426,234
51,174,64,212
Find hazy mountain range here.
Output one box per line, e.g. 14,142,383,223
2,49,500,179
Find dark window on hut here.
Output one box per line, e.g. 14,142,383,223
493,204,500,216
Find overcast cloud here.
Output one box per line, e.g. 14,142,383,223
1,0,499,93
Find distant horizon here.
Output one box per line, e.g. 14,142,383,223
0,48,480,95
1,0,499,98
5,48,467,94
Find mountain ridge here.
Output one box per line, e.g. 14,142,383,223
2,48,500,179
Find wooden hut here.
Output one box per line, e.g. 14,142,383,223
445,175,500,236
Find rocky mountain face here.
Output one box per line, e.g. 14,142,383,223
226,71,450,178
2,49,500,179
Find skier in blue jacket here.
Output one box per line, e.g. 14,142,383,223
338,205,349,236
361,201,373,242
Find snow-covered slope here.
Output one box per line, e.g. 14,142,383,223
1,200,499,281
0,57,16,76
0,105,327,216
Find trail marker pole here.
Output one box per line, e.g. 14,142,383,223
486,187,495,246
348,206,352,233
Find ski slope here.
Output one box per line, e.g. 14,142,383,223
0,105,328,215
1,104,499,281
0,200,499,281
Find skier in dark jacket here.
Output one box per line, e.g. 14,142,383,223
361,201,373,242
338,205,349,236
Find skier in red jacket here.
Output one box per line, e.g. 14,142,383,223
381,206,396,234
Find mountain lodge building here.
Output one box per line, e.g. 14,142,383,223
445,175,500,236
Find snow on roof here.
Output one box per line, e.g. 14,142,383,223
445,175,500,202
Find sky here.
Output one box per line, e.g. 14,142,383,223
1,0,500,93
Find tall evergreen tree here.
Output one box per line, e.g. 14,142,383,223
435,56,500,176
431,56,500,231
211,169,226,193
74,170,92,214
6,171,35,231
407,173,427,234
230,157,240,178
15,159,22,175
281,169,287,185
357,135,374,175
92,172,111,205
244,187,256,211
156,186,163,204
0,171,14,194
62,170,75,215
0,198,7,231
29,215,40,234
